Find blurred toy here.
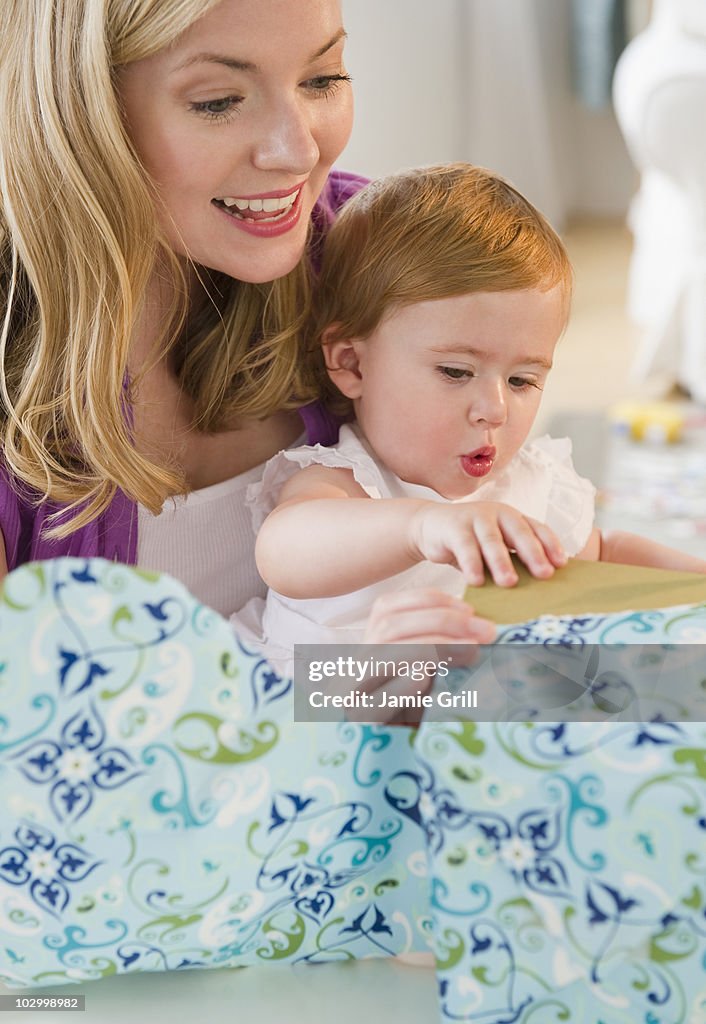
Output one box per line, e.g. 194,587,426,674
610,400,685,443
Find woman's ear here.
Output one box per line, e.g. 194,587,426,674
321,326,365,399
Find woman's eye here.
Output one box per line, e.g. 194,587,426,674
190,96,242,120
439,366,472,380
304,73,352,96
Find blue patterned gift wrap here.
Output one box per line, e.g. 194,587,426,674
417,607,706,1023
4,558,706,1023
0,558,432,988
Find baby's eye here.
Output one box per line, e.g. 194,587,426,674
438,366,473,381
190,96,242,120
509,376,541,391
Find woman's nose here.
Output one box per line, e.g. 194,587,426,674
469,380,507,427
251,99,320,175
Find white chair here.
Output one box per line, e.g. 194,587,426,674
613,0,706,399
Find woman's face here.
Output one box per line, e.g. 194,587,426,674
118,0,353,284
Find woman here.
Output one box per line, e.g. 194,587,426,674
0,0,485,644
0,0,353,612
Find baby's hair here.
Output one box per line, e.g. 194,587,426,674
313,163,572,410
0,0,315,535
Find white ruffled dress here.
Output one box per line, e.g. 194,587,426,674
233,424,596,671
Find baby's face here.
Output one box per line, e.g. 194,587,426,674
351,287,565,499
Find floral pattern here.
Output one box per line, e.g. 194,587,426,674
1,557,706,1024
0,559,430,988
10,703,143,823
417,610,706,1022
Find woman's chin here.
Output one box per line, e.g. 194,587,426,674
201,248,306,284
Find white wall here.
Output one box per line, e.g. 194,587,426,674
534,0,639,220
340,0,468,177
340,0,641,229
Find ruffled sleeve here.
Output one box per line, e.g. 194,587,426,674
529,436,597,556
246,425,385,533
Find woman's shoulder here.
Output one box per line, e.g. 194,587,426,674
0,457,22,569
319,168,369,211
312,168,369,237
0,455,136,571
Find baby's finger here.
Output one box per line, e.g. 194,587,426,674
497,511,557,579
366,591,455,641
454,602,496,644
367,588,471,617
447,533,486,586
526,518,568,568
472,519,518,586
367,607,489,643
365,594,494,644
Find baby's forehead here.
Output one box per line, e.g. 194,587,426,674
370,289,564,361
385,285,568,320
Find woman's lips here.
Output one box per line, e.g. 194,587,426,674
212,185,305,238
460,446,496,478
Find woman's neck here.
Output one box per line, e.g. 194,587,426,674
127,266,303,491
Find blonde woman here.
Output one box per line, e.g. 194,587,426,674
0,0,345,607
0,0,489,647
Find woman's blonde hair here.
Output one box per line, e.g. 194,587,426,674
313,163,572,413
0,0,316,534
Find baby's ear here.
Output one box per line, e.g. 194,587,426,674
321,325,364,399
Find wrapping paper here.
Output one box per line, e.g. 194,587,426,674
1,557,705,1022
419,604,706,1022
0,559,430,987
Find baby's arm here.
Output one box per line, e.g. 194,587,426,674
578,527,706,573
255,464,567,599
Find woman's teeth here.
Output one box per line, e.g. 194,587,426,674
216,190,299,220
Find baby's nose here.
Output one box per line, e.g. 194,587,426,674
469,381,507,426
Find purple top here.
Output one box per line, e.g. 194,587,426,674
0,168,367,572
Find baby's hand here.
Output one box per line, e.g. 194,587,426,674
364,588,496,645
359,589,496,725
409,500,567,587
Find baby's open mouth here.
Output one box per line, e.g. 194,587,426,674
460,446,496,478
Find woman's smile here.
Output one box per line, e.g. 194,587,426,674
212,183,305,236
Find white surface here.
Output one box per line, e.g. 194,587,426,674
0,960,438,1023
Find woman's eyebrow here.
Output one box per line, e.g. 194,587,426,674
172,29,347,75
308,28,347,63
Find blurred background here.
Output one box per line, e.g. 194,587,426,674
339,0,706,556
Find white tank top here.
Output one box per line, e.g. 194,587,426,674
137,461,267,619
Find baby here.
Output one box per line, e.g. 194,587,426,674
236,163,706,668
